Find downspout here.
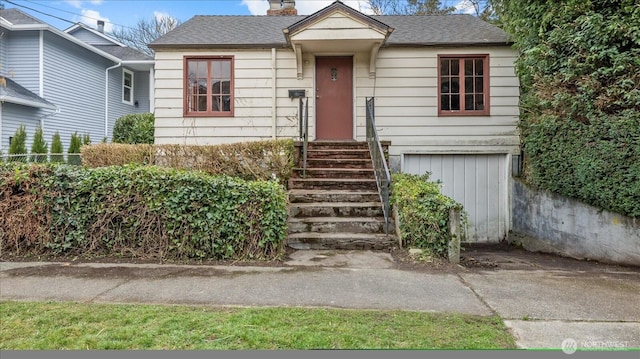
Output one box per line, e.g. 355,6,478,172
105,63,122,140
39,106,62,133
149,67,155,113
271,48,277,139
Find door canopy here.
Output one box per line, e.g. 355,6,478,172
283,1,394,79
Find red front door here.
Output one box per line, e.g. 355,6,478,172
315,56,353,140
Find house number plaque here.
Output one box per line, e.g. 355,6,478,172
331,67,338,81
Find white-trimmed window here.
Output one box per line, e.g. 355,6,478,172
122,69,134,105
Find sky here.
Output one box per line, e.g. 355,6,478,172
1,0,477,32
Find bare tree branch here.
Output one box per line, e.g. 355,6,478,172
110,15,181,57
366,0,455,15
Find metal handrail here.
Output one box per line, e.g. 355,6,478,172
365,97,391,234
300,98,309,178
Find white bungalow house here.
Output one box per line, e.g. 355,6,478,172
149,0,521,244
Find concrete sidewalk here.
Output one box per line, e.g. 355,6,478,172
1,249,639,350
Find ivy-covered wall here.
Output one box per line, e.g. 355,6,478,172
496,0,640,218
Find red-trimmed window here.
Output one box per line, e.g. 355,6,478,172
438,55,489,116
184,57,233,116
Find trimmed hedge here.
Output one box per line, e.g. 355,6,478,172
523,114,640,218
0,163,288,260
81,139,295,183
391,173,465,256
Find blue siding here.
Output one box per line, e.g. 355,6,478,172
0,28,8,74
105,67,149,140
68,28,115,46
1,103,44,151
6,30,40,95
42,31,113,146
134,70,150,112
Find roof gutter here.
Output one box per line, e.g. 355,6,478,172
0,95,58,110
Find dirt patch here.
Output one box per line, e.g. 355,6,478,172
459,241,640,274
2,241,637,275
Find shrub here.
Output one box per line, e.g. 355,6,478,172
113,113,154,144
67,132,82,165
82,133,91,146
81,143,155,167
81,139,295,183
8,125,27,162
0,163,288,260
391,173,465,256
30,126,48,163
50,132,64,164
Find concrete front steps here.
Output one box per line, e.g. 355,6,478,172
287,141,396,250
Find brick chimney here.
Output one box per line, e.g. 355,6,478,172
267,0,297,15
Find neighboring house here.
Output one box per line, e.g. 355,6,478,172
149,0,521,243
0,8,154,151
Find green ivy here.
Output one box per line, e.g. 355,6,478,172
496,0,640,218
1,163,288,260
390,173,466,256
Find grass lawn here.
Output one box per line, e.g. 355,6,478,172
0,301,516,350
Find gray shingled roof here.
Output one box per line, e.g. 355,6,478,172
377,15,510,45
150,14,510,49
0,77,57,109
94,45,153,61
0,8,46,25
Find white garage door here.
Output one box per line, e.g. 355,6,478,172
403,154,508,243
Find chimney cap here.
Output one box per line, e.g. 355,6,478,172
267,0,297,15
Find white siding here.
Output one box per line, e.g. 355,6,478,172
155,49,312,145
403,153,509,243
154,45,519,153
360,47,520,171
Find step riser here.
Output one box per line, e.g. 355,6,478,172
307,151,371,160
286,238,395,250
304,159,372,169
289,206,383,218
289,181,378,191
289,192,381,203
293,170,374,179
288,221,391,234
306,144,370,151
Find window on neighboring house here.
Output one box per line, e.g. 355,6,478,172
438,55,489,116
184,57,233,116
123,69,134,105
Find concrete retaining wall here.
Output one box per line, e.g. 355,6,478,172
511,179,640,266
